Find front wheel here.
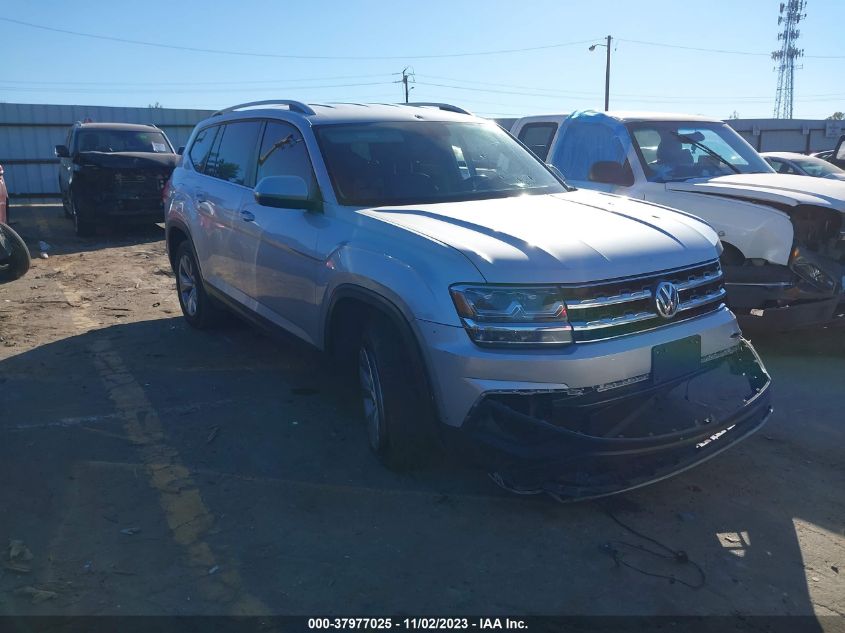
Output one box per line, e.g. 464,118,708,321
70,192,95,237
358,318,432,471
174,240,223,329
0,222,31,282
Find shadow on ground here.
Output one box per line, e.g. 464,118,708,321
0,309,842,618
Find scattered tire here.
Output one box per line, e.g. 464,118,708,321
358,316,432,471
0,222,31,282
174,240,223,329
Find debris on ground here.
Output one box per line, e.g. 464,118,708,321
120,527,141,536
14,586,57,604
208,565,220,575
206,426,220,444
5,539,33,573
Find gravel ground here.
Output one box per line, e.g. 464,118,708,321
0,204,842,618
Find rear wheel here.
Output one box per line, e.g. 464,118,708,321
0,222,31,282
357,317,432,471
174,240,223,329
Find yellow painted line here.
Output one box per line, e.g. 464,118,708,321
33,207,269,614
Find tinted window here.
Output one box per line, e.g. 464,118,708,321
518,123,558,161
188,126,219,173
206,121,262,186
256,121,316,187
74,129,172,153
315,121,565,207
836,141,845,161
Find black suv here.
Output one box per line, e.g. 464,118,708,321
55,122,179,236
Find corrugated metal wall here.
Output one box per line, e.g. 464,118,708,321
0,102,213,196
727,118,844,154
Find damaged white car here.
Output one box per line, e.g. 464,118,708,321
512,111,845,330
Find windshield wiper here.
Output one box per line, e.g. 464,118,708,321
672,132,740,174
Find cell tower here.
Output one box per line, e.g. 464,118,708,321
772,0,806,119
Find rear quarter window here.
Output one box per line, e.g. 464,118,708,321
188,126,219,173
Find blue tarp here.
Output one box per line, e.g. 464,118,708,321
548,110,632,182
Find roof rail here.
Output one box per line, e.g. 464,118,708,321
405,102,473,116
213,100,316,117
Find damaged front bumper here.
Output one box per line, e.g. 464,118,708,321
452,339,772,501
724,248,845,331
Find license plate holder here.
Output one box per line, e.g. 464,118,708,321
652,335,701,384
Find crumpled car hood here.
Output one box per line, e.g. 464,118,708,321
666,173,845,212
359,190,720,283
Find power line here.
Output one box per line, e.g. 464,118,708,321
0,73,400,86
618,37,844,59
0,81,398,94
0,18,599,60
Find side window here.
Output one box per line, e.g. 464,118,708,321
188,125,218,173
550,121,631,184
836,139,845,161
206,121,262,186
256,121,316,189
517,123,558,161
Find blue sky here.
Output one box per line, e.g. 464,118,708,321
2,0,843,119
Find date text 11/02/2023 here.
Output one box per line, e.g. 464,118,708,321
307,618,528,629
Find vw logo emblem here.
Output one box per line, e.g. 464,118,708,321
654,281,680,319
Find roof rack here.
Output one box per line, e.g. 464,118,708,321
213,100,316,117
405,102,473,116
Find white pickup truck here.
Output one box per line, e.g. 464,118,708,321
512,111,845,330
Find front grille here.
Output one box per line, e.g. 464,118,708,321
563,260,726,342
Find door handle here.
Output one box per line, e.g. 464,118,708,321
240,210,255,222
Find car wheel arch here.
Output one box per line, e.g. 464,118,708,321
324,284,438,420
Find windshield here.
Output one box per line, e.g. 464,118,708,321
626,121,773,183
314,121,566,207
75,129,172,154
791,156,845,177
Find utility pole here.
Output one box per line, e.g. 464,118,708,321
400,67,414,104
589,36,612,111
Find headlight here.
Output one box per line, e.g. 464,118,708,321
790,247,837,291
449,284,573,346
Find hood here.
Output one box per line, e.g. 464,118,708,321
359,190,719,283
75,151,178,171
666,173,845,212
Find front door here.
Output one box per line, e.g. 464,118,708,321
241,120,324,343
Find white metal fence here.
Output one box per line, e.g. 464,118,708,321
0,102,213,196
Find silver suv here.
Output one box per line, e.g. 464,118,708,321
165,100,772,500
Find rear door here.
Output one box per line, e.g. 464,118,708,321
198,120,263,300
239,120,323,342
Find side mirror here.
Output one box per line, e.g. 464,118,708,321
177,146,185,155
254,176,320,211
588,161,634,187
55,145,70,158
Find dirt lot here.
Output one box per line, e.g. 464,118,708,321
0,203,843,618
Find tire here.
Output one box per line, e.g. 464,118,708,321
69,191,95,237
358,316,432,471
0,222,31,282
174,240,223,329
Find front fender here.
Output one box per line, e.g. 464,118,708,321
649,190,795,264
318,241,483,348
